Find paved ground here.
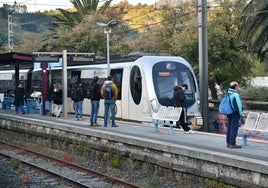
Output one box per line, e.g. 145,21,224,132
5,110,267,163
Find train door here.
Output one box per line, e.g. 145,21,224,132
127,65,149,121
67,71,81,113
110,69,123,119
120,67,130,120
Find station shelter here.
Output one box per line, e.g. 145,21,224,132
0,52,34,112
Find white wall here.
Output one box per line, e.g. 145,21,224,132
250,77,268,87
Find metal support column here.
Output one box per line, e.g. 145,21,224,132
62,50,68,118
41,62,47,115
198,0,209,131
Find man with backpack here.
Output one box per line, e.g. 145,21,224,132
101,75,118,127
225,81,243,149
70,81,84,120
89,76,101,126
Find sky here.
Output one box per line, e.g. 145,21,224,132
9,0,157,12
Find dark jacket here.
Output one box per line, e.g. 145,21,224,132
51,89,62,105
73,84,84,102
173,86,186,108
14,87,25,106
91,81,101,101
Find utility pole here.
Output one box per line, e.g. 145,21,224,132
198,0,209,131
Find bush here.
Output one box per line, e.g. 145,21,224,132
240,86,268,101
240,86,268,111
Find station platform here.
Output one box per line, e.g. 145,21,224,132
13,111,267,162
0,110,267,187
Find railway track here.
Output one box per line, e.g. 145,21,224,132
0,141,140,188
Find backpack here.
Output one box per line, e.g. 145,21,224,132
85,84,94,99
104,84,113,99
70,88,78,101
219,94,233,115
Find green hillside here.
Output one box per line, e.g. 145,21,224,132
0,6,55,51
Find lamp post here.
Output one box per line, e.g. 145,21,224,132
97,20,119,77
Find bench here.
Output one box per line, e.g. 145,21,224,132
152,106,182,134
239,112,268,145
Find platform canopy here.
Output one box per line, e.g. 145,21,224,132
0,52,33,70
0,52,33,89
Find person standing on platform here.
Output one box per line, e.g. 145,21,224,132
101,75,118,127
48,81,56,116
5,89,14,98
226,81,243,149
51,82,62,118
90,76,101,126
173,83,192,133
14,82,26,114
71,81,84,121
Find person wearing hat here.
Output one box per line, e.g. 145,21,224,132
226,81,243,149
90,76,101,126
173,83,192,133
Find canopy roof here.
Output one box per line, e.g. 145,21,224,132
0,52,33,70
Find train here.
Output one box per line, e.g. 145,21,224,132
0,55,203,129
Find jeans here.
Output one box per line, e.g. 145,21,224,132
226,113,240,145
15,105,25,114
104,99,115,126
75,101,83,118
90,100,99,124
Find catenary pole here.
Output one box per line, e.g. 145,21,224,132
106,30,110,77
198,0,209,131
62,50,68,118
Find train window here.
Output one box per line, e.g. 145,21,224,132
130,65,142,105
153,61,196,107
70,71,81,84
110,69,123,100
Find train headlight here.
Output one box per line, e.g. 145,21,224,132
150,98,158,113
196,117,203,125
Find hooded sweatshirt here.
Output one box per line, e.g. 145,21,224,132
101,80,118,100
173,86,186,108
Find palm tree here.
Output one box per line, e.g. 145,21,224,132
53,0,112,28
239,0,268,62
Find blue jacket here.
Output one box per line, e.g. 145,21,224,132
227,88,243,117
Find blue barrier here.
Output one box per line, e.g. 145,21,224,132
26,98,45,115
2,97,14,110
27,99,36,114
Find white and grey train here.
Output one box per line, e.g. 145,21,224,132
0,55,203,129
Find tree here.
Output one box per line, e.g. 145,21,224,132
53,0,112,28
38,0,114,52
38,14,116,54
170,0,255,99
239,0,268,62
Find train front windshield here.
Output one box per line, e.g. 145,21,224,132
152,61,196,107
